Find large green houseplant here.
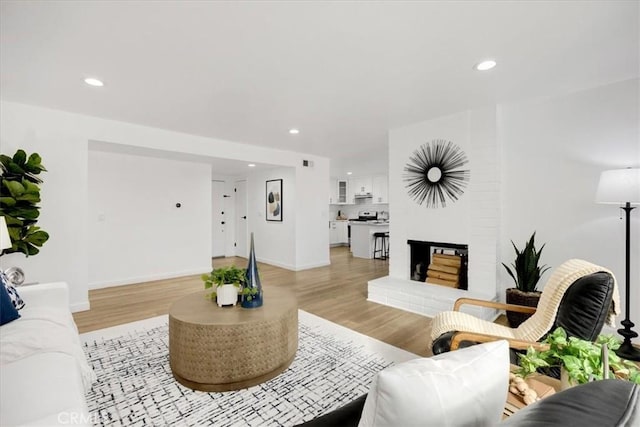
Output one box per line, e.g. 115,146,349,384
0,150,49,256
517,327,640,386
502,232,550,327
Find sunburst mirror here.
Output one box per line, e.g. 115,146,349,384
403,139,470,208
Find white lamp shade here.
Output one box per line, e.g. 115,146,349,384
596,168,640,204
0,216,11,251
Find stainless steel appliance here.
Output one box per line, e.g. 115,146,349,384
349,211,378,222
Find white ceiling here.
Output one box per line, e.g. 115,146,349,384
1,1,638,169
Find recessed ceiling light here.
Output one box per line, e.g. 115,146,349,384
289,128,300,135
84,77,104,87
347,172,353,175
248,164,256,167
474,60,497,71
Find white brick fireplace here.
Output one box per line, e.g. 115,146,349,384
368,107,501,321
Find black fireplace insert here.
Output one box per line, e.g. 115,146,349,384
408,240,468,290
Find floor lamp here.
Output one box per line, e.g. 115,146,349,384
596,168,640,361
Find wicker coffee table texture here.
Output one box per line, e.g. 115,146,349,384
169,287,298,392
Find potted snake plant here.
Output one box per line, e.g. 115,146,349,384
202,265,245,307
502,232,550,327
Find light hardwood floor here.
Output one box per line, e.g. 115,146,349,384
73,246,433,357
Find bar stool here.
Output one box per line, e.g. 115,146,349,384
373,232,389,260
384,231,390,259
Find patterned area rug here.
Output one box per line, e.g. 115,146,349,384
81,310,416,426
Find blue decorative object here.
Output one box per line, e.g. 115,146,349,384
0,274,20,325
242,233,263,308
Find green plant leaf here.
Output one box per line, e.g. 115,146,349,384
24,229,49,246
25,153,46,173
12,149,26,166
503,232,549,292
3,180,25,198
0,197,16,207
0,149,48,257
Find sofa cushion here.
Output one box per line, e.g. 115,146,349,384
0,305,96,390
358,340,509,427
0,278,20,325
0,352,91,426
1,272,25,310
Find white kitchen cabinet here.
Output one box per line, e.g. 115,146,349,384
351,176,373,195
329,179,349,204
336,221,348,244
329,221,339,244
337,180,348,204
372,175,388,204
347,178,356,204
329,221,348,245
329,178,338,204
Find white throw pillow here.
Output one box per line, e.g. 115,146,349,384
358,340,509,427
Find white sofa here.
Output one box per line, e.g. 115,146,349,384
0,282,95,426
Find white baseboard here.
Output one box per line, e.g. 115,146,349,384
88,267,211,290
255,257,330,272
293,261,331,271
256,257,296,271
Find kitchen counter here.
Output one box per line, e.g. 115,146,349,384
350,221,389,259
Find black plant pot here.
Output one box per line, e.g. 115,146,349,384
505,288,541,328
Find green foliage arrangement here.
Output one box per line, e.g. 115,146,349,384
502,232,550,292
517,327,640,385
241,286,259,302
0,149,49,256
201,265,245,299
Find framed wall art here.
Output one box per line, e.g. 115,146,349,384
266,179,283,222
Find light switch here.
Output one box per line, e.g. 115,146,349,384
98,213,105,222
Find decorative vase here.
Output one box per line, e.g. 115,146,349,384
242,232,263,308
505,288,541,327
216,284,238,307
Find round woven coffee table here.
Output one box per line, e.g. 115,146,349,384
169,287,298,392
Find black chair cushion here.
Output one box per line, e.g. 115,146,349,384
552,271,614,341
293,395,366,427
502,379,639,427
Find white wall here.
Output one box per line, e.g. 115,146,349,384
247,167,296,269
388,108,500,298
0,100,330,311
499,78,640,328
88,150,212,288
295,161,331,270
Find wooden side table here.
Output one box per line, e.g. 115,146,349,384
169,287,298,392
504,366,561,417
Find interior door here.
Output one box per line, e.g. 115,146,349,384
235,180,248,258
211,180,226,258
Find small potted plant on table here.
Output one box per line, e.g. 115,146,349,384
202,265,245,307
502,232,550,327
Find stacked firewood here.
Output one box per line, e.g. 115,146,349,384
425,253,462,288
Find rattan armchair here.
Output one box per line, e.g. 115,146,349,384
431,259,619,355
